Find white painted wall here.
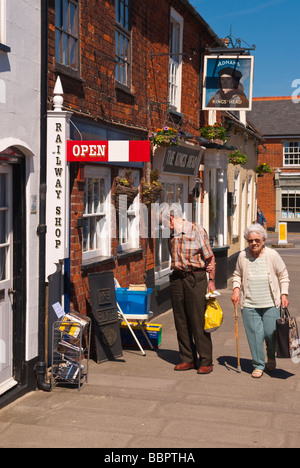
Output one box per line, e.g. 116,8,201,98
0,0,41,362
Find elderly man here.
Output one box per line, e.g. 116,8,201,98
162,205,216,374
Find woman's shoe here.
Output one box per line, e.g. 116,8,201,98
266,359,276,372
252,369,264,379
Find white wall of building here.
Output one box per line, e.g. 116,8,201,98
0,0,41,362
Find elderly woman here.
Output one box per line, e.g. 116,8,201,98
231,224,290,378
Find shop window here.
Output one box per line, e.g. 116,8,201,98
281,188,300,219
82,167,111,261
55,0,79,76
118,168,140,252
168,8,183,111
115,0,131,89
283,141,300,166
155,182,184,277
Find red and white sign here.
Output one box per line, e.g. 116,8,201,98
67,140,150,163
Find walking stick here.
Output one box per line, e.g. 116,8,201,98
234,305,242,373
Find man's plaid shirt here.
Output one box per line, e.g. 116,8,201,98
168,220,213,271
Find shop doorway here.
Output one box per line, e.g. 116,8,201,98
0,155,26,395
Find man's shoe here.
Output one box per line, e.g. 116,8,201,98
197,365,213,374
174,362,195,371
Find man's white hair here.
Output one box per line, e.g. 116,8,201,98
244,223,267,241
160,202,183,225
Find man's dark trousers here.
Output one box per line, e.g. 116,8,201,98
170,270,212,366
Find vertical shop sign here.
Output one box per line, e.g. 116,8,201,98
46,91,72,280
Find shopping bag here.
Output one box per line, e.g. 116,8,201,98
276,308,300,359
204,293,223,333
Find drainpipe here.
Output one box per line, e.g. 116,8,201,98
35,0,51,391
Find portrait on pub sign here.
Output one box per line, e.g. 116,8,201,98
202,55,254,111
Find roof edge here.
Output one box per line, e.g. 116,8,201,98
253,96,293,101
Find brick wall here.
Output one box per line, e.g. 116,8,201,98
257,138,300,230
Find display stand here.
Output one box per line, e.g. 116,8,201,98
50,312,91,391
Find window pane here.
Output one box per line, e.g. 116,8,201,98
89,217,96,250
55,0,61,27
120,2,124,26
55,30,61,62
166,183,175,204
62,32,68,65
82,218,88,251
115,0,120,24
70,2,76,35
161,237,170,270
99,179,105,206
0,247,6,281
69,36,77,68
62,0,68,30
0,174,6,205
176,184,183,206
125,4,129,29
0,212,6,244
87,178,93,214
94,178,99,213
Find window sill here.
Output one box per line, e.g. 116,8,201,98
80,248,143,270
54,63,85,84
0,43,11,53
81,255,115,271
115,82,135,98
117,248,143,260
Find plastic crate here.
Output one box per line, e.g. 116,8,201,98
120,322,162,349
116,288,152,315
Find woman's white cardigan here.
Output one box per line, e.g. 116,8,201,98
232,246,290,309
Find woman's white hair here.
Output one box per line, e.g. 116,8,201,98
244,223,267,241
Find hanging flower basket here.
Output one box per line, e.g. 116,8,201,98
228,150,247,166
149,127,180,147
115,171,139,212
200,123,227,143
141,169,163,206
256,163,272,174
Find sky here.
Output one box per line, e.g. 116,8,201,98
190,0,300,98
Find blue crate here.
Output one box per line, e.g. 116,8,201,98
120,322,162,349
116,288,152,315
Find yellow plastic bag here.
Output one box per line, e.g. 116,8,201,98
204,297,223,333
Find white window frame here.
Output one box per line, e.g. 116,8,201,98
117,168,140,252
0,0,6,45
281,187,300,219
82,166,111,262
168,8,183,112
232,170,240,237
283,141,300,167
